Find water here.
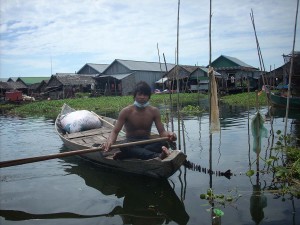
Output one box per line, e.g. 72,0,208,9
0,106,300,225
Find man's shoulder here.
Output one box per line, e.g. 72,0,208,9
121,104,134,113
149,105,159,111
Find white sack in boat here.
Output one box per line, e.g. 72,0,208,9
60,110,102,133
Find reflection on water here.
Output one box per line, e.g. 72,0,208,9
1,154,189,225
248,106,299,225
1,104,300,225
63,157,189,225
250,184,267,225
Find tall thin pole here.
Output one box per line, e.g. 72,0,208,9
208,1,215,223
208,0,213,189
50,55,53,76
284,0,299,136
163,53,174,132
157,43,162,88
250,9,267,86
209,1,212,66
176,0,181,149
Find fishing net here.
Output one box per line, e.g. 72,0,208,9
209,67,220,133
251,112,268,153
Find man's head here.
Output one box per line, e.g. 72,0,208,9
133,81,151,99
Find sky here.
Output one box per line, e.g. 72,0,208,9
0,0,299,78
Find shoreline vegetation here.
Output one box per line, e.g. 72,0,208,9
1,92,268,119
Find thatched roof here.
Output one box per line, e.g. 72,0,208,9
4,81,28,90
0,81,11,89
165,65,199,80
47,74,96,88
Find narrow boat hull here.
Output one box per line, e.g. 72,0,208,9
268,92,300,109
55,104,186,178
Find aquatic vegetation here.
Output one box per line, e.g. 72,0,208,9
221,91,267,107
270,131,300,195
181,105,205,116
2,93,206,118
246,130,300,197
200,188,242,218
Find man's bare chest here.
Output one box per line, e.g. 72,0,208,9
126,110,154,129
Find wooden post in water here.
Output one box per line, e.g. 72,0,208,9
284,0,299,136
176,0,181,150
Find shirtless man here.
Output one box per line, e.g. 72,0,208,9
103,81,177,160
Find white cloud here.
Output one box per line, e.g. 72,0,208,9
0,0,299,77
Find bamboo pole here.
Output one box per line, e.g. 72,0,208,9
284,0,299,136
208,0,213,190
250,9,267,86
176,0,181,150
163,53,174,132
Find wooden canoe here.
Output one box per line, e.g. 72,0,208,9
268,92,300,109
55,104,186,178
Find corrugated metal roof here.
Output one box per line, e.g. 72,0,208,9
115,59,175,72
87,63,109,73
99,73,133,80
17,77,50,85
221,55,255,68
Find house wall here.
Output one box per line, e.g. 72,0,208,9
217,69,260,89
121,75,136,95
189,70,207,91
103,61,164,93
47,77,61,88
133,71,163,90
189,70,207,81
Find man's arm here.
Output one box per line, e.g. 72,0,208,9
153,108,177,141
103,108,127,151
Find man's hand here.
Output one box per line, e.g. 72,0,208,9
168,132,177,142
102,141,112,152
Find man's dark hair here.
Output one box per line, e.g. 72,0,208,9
133,81,152,99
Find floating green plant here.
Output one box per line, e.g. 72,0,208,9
181,105,204,116
3,93,207,118
221,91,267,107
200,188,242,217
246,130,300,197
213,208,224,217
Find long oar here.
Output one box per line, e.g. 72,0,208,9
0,137,168,168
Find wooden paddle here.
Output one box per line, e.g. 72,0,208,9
0,137,168,168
